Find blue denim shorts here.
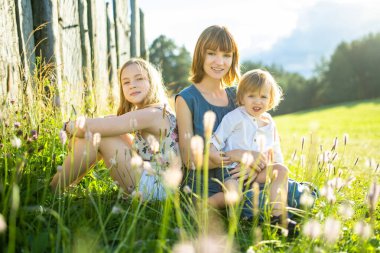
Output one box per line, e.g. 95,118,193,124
184,168,229,197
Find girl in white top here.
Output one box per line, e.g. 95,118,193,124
209,69,289,219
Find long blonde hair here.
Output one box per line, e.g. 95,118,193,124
117,58,169,115
189,25,240,86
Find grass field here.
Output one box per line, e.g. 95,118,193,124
0,97,379,252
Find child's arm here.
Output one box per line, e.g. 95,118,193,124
64,107,166,138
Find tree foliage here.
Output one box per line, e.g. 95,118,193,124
149,35,191,95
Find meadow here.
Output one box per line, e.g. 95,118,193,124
0,94,379,252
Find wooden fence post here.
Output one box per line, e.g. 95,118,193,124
130,0,140,57
139,8,148,60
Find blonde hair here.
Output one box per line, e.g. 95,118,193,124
117,58,169,115
189,25,240,86
237,69,283,110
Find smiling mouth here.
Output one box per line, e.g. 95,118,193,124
211,67,224,71
130,91,140,96
253,107,261,112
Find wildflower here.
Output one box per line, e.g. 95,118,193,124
163,167,183,189
301,136,305,151
183,185,192,194
162,158,183,189
92,133,101,148
172,241,195,253
131,190,143,201
190,135,204,169
0,214,6,233
84,130,93,141
142,162,156,175
14,122,21,128
224,181,241,205
147,135,159,153
320,185,336,204
300,190,315,208
111,205,123,214
246,246,255,253
302,219,321,239
367,181,380,213
30,129,38,140
76,116,86,129
354,221,372,240
338,203,354,220
328,177,344,191
11,136,21,148
331,137,338,151
203,111,216,138
343,133,349,146
241,152,254,167
323,217,340,244
131,153,143,168
300,154,306,168
59,130,67,145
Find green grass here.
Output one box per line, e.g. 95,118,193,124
1,94,379,252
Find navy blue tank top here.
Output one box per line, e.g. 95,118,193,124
176,85,237,139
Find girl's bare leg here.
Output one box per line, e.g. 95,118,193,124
50,137,99,191
98,136,139,194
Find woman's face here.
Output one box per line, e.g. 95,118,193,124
121,63,150,108
203,48,233,81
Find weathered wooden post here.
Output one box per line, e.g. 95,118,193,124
139,8,148,60
130,0,140,57
112,0,130,67
106,1,118,109
0,0,22,99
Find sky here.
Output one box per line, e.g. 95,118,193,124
138,0,380,77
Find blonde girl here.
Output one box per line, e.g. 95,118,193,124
50,58,181,200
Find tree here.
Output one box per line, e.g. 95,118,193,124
149,35,191,95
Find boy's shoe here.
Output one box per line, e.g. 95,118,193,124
270,215,299,238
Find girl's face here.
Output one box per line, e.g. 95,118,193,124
241,82,271,118
203,48,233,81
121,63,150,108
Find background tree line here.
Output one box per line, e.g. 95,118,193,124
149,32,380,115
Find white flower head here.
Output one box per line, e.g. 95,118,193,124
241,152,254,166
172,241,195,253
354,221,372,240
203,111,216,138
320,185,336,204
76,116,86,129
323,217,341,244
11,136,22,148
163,165,183,189
183,185,192,194
367,181,380,212
338,203,354,220
147,135,160,153
143,162,156,176
111,205,123,214
92,133,101,148
302,219,321,239
59,130,68,145
0,214,6,233
131,153,143,169
300,190,315,208
190,135,204,169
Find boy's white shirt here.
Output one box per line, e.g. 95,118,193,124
211,106,284,164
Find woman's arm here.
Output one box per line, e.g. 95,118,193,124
175,96,195,169
66,107,166,138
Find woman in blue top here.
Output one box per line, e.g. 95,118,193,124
175,25,267,207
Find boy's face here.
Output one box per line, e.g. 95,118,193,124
241,82,271,117
202,48,233,81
